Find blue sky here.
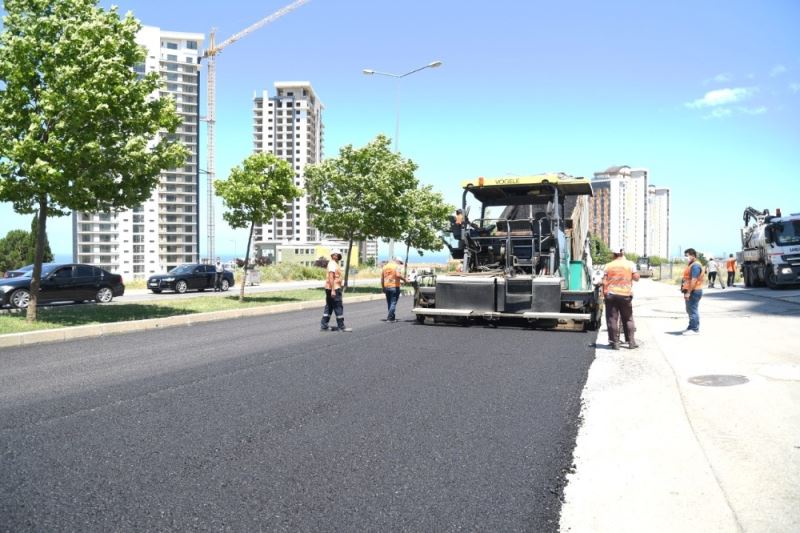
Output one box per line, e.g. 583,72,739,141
1,0,799,260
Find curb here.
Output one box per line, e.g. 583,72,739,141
0,294,386,350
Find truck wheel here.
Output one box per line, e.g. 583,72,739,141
415,314,425,324
766,269,778,289
743,267,751,287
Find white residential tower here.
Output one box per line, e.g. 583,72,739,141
73,26,203,278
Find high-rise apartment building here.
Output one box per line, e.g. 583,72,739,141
73,26,203,278
647,185,670,259
251,82,324,253
589,166,649,256
250,82,379,264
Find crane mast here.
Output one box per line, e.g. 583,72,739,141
202,0,310,262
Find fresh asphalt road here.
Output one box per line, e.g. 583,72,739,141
0,298,597,531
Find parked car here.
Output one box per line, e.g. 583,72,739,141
2,263,38,278
147,263,234,294
0,263,125,309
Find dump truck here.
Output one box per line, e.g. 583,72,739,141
636,256,654,278
740,207,800,288
413,173,602,330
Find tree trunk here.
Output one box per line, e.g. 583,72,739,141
26,195,48,323
343,234,354,292
239,220,255,302
404,241,411,279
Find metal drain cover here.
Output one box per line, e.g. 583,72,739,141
688,374,749,387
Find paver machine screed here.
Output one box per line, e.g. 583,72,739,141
413,174,602,330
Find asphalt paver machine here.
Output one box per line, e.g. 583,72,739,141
413,174,602,330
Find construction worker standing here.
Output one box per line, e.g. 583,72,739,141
603,249,640,350
320,252,351,332
381,256,407,322
706,257,722,289
725,254,737,287
681,248,705,335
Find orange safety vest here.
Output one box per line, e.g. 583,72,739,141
603,258,635,297
382,263,402,288
682,260,705,292
325,260,343,290
726,258,736,272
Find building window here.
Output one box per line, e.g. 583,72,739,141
165,42,178,50
186,40,198,50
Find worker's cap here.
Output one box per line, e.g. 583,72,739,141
614,249,624,256
394,256,404,264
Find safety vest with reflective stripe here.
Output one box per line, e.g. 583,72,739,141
325,260,343,290
603,258,635,297
382,263,402,288
682,260,705,292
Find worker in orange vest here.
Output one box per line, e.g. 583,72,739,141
725,254,737,287
681,248,705,335
320,252,351,332
602,249,641,350
381,256,407,322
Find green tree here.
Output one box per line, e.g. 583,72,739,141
215,152,301,302
589,233,612,265
305,135,418,290
399,185,453,277
27,214,53,265
0,0,187,321
0,230,30,273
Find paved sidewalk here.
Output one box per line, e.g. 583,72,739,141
561,279,800,533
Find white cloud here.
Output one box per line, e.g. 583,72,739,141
703,73,732,85
686,87,757,108
739,106,767,115
703,108,733,119
790,82,800,94
769,64,788,77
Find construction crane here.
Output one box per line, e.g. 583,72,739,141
202,0,311,262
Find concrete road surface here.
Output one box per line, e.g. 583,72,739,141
0,298,597,531
561,280,800,533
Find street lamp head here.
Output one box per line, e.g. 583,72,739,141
362,69,375,75
428,60,443,69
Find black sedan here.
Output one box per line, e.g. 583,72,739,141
0,263,125,309
147,263,234,294
2,263,38,278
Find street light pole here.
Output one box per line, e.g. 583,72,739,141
362,60,443,259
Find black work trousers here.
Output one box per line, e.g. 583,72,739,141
605,293,635,345
320,288,345,330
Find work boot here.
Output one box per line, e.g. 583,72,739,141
610,342,620,350
628,341,640,349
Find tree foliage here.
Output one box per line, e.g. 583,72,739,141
0,0,187,320
0,215,54,272
27,214,53,265
305,134,418,289
215,152,301,301
589,233,612,265
0,230,30,273
399,185,453,275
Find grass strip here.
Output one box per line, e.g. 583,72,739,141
0,286,381,336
